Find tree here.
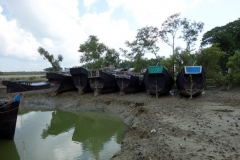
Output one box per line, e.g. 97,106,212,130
159,13,182,76
181,19,204,53
104,48,120,67
196,45,226,85
126,26,160,58
201,19,240,55
38,47,63,72
226,51,240,86
201,19,240,73
78,35,107,69
160,13,182,56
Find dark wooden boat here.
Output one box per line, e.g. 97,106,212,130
2,80,50,93
176,66,206,98
115,71,145,95
88,70,119,96
0,100,20,139
70,67,93,94
143,66,174,97
46,72,77,95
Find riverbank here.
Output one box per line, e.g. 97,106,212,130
1,88,240,160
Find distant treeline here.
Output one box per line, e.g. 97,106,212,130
0,71,47,75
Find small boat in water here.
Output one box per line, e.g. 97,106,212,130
176,66,206,98
115,70,145,95
143,66,174,97
46,72,77,96
70,67,93,94
0,94,21,139
88,69,119,96
2,80,50,93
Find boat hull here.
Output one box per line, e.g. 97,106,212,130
116,75,145,94
2,80,50,93
70,67,93,94
0,101,20,139
176,67,206,97
46,73,77,94
88,70,119,95
143,67,174,96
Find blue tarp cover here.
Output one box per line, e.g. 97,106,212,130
184,66,202,74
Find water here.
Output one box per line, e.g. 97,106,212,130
0,109,128,160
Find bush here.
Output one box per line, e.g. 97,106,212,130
28,76,36,81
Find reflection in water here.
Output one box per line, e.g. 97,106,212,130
0,139,20,160
41,110,78,138
72,112,127,160
12,109,127,160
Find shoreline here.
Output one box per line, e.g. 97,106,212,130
1,88,240,159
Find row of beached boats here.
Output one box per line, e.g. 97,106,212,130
46,65,206,98
0,65,205,140
2,65,206,98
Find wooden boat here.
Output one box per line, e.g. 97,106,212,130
115,71,145,95
2,80,50,93
70,67,93,94
88,70,119,96
143,66,174,97
176,66,206,98
46,72,77,95
0,98,20,139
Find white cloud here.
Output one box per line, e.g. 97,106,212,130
83,0,97,9
107,0,187,27
0,13,40,60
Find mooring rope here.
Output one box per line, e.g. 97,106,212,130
19,100,27,160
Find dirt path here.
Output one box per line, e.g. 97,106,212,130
1,88,240,160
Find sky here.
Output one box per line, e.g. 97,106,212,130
0,0,239,71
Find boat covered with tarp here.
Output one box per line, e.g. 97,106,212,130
70,67,93,94
176,66,206,97
88,69,119,96
115,70,145,95
2,80,50,93
143,66,174,97
46,72,77,95
0,94,21,139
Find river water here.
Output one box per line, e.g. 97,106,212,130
0,109,128,160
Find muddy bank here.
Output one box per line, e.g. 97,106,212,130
1,88,240,160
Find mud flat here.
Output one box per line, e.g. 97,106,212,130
1,87,240,160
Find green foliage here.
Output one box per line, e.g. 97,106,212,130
160,13,204,76
104,48,120,67
196,46,226,85
201,19,240,55
160,13,182,51
79,35,107,64
181,19,204,53
126,26,160,58
38,47,63,72
226,51,240,86
9,77,15,81
133,55,149,72
174,49,197,74
118,60,134,69
28,76,36,81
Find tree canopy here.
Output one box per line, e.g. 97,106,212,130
38,47,63,72
201,19,240,55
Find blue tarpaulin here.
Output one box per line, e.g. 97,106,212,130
184,66,202,74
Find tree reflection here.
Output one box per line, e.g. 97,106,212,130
41,110,78,138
